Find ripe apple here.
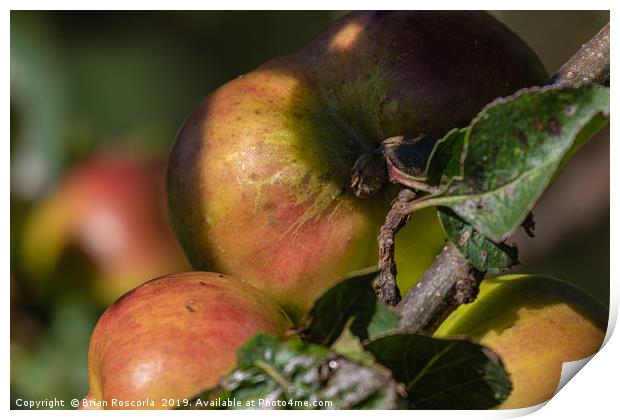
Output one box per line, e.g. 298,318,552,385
22,152,189,304
434,275,608,409
167,11,548,320
84,272,292,409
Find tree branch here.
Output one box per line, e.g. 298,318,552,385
551,23,610,88
396,242,484,334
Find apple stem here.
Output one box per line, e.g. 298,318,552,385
373,188,484,333
374,189,417,305
351,150,388,198
350,135,436,198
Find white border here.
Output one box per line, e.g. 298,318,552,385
3,2,617,419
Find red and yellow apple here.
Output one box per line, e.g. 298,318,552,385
434,275,608,409
22,152,189,304
84,272,292,409
167,11,548,320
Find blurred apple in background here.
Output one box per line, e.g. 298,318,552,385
11,149,191,408
10,11,338,407
21,151,190,305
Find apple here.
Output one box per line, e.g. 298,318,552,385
22,152,189,304
84,272,292,409
434,275,608,409
167,11,548,320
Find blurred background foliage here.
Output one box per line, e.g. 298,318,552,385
10,11,609,408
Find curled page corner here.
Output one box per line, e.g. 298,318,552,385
554,355,595,395
603,309,616,347
494,354,599,417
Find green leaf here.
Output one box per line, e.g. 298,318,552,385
300,267,400,346
438,208,519,272
365,334,511,409
190,333,404,409
363,301,401,340
432,85,609,242
330,325,376,367
428,131,519,273
424,128,467,185
554,112,610,178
